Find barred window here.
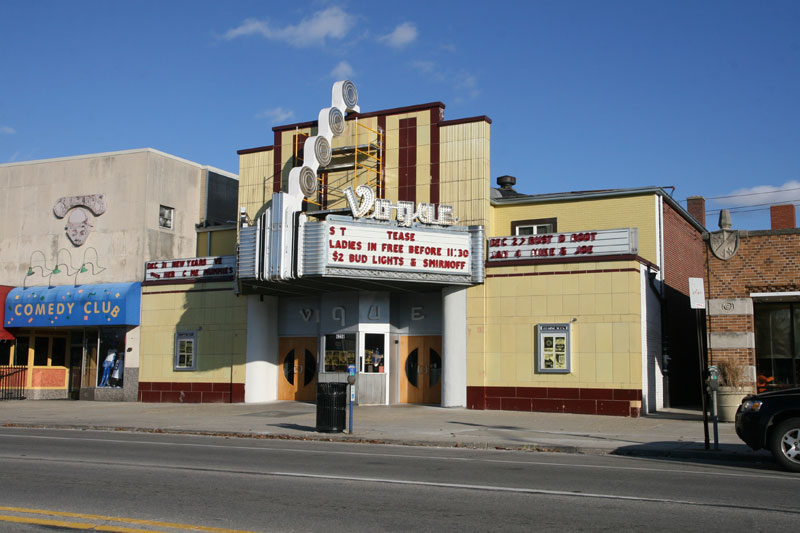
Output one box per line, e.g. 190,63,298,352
174,332,197,371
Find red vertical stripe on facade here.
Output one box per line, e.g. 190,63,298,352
273,131,282,193
430,108,440,204
399,117,417,202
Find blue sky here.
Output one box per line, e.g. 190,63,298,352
1,0,798,230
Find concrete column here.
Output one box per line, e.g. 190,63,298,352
245,294,278,403
442,286,467,407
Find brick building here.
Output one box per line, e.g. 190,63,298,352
689,198,800,391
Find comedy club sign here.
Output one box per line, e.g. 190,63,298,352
488,228,638,262
4,283,141,328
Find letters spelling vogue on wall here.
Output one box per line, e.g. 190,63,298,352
332,185,470,273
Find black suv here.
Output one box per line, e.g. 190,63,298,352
735,388,800,472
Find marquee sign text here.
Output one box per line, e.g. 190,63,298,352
145,256,235,281
327,222,471,274
488,228,638,262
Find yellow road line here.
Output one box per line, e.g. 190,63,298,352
0,506,259,533
0,513,160,532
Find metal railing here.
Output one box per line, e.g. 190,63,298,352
0,366,27,400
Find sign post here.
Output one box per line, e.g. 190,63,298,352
689,277,710,450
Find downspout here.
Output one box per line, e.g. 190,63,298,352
656,195,669,378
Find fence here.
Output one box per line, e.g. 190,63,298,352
0,366,27,400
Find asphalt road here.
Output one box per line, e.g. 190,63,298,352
0,427,796,532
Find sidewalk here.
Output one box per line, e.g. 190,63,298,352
0,400,773,465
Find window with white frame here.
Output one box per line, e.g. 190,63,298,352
174,331,197,371
159,205,174,229
513,217,557,236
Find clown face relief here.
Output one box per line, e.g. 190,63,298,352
65,207,93,246
53,194,106,247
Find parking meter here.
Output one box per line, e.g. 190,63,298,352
707,365,720,392
347,364,356,434
707,365,720,450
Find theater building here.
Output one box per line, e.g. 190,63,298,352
235,81,707,415
0,149,238,401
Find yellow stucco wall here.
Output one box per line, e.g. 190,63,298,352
196,228,236,257
440,121,491,228
468,258,643,390
491,194,658,265
238,149,275,219
140,282,246,383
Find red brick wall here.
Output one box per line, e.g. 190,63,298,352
662,201,706,296
707,231,800,299
706,230,800,370
770,205,796,230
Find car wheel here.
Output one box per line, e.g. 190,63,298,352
769,418,800,473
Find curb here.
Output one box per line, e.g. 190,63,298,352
2,422,773,465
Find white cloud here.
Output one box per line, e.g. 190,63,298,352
454,71,480,100
721,181,800,207
222,7,354,47
379,22,418,48
330,61,353,79
411,61,480,101
0,125,16,135
255,107,295,124
411,60,437,75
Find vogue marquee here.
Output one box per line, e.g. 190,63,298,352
237,80,484,408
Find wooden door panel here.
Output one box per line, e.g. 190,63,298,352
278,337,317,401
400,336,441,404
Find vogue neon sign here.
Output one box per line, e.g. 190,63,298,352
343,185,457,227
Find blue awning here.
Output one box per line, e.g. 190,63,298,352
5,282,141,328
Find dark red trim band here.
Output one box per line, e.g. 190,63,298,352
139,382,244,403
467,386,641,417
273,131,282,193
237,145,274,155
430,108,440,204
142,287,234,295
440,115,492,127
487,268,639,278
486,254,659,270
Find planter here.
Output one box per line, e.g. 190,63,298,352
716,388,750,422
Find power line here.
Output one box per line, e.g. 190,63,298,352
705,203,800,216
698,185,800,201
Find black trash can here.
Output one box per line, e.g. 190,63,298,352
316,382,347,433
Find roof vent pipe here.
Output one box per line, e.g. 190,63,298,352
496,175,516,191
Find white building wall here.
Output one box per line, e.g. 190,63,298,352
0,149,208,287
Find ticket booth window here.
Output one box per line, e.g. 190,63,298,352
363,333,385,373
324,333,356,372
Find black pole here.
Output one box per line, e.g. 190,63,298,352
696,308,710,450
